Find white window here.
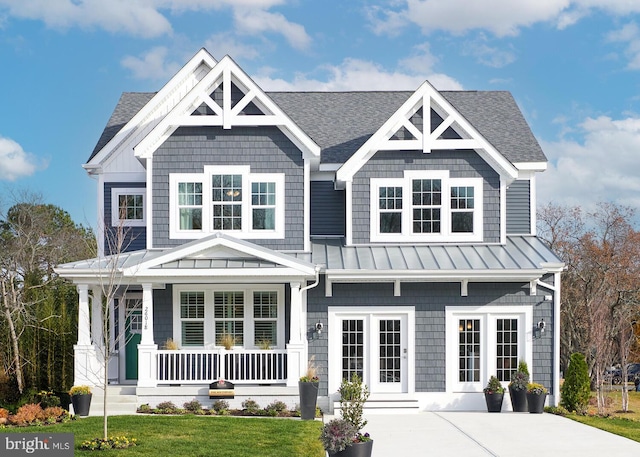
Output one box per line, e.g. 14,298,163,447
169,166,284,239
111,188,146,227
172,285,284,349
445,306,532,393
371,171,483,242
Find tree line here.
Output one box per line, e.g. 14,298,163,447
538,202,640,413
0,196,94,404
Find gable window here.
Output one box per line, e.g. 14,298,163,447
111,188,146,227
371,171,482,242
170,166,284,239
173,286,284,349
446,306,531,393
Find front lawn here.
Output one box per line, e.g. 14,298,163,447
0,415,324,457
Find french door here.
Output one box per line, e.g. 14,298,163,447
330,308,413,394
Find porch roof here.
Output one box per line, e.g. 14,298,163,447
56,236,563,283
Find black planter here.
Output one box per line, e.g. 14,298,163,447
509,386,528,412
527,392,547,413
484,392,504,412
71,393,92,416
298,381,319,420
329,440,373,457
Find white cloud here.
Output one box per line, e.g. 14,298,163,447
254,46,463,91
368,0,640,37
461,38,516,68
204,33,260,61
121,47,182,80
537,115,640,211
0,0,310,50
0,136,45,181
606,22,640,70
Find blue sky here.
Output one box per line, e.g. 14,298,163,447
1,0,640,228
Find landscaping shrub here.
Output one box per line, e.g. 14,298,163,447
265,400,288,416
35,391,61,409
183,399,203,413
156,401,179,414
11,404,45,426
138,404,152,413
212,400,229,414
561,352,591,414
242,398,260,415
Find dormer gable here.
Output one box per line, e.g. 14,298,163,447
134,55,320,165
336,81,519,186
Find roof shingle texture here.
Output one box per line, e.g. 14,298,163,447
89,89,546,164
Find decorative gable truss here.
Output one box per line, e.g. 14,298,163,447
336,81,518,184
134,55,320,162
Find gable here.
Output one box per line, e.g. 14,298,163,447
133,55,320,163
336,81,519,185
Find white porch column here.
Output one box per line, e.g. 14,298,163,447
286,282,306,387
74,284,100,386
77,284,91,345
137,283,158,387
91,286,104,349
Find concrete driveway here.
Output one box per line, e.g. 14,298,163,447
350,412,640,456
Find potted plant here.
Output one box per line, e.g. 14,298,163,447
526,382,548,413
219,333,236,350
483,375,505,412
299,356,319,420
320,373,373,457
508,360,530,412
69,385,92,416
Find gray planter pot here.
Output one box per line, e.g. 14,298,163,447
527,392,547,413
71,393,92,416
509,386,528,412
329,440,373,457
484,392,504,412
298,381,319,420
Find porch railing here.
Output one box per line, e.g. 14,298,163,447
156,349,288,385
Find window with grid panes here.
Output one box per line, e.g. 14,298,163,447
180,291,205,346
253,291,278,346
214,291,244,346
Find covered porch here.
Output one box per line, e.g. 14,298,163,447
56,233,321,392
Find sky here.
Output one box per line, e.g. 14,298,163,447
1,0,640,229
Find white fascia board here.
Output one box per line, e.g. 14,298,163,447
121,233,317,276
86,48,217,169
325,269,546,282
514,162,547,172
336,80,518,184
134,55,320,160
129,268,311,279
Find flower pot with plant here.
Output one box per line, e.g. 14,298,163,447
526,382,548,413
508,360,530,412
320,373,373,457
69,385,92,416
484,375,505,413
219,333,236,350
299,356,319,420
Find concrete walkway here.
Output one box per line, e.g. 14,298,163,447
326,412,640,456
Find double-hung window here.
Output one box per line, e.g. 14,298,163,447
371,171,482,242
173,286,284,349
170,166,284,239
111,188,146,227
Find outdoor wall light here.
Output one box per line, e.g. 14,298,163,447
534,319,546,338
538,319,545,333
315,322,323,335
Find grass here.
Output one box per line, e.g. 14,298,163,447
0,415,325,457
562,385,640,443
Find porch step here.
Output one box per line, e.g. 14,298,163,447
73,386,139,417
333,397,420,415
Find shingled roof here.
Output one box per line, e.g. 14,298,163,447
89,89,546,165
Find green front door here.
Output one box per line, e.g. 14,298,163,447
125,298,142,380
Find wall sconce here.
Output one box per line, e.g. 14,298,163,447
315,322,323,335
534,319,546,338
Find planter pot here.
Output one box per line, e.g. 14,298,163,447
71,393,92,416
509,386,528,412
298,381,319,420
526,392,547,413
484,392,504,412
329,440,373,457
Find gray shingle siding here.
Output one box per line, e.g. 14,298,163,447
306,278,555,396
152,126,305,250
104,182,146,254
506,180,531,234
310,181,345,236
352,150,500,244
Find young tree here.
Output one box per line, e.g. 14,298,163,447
561,353,591,414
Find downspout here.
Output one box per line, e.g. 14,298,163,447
301,264,323,293
535,277,561,407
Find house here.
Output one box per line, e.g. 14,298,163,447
55,48,564,413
